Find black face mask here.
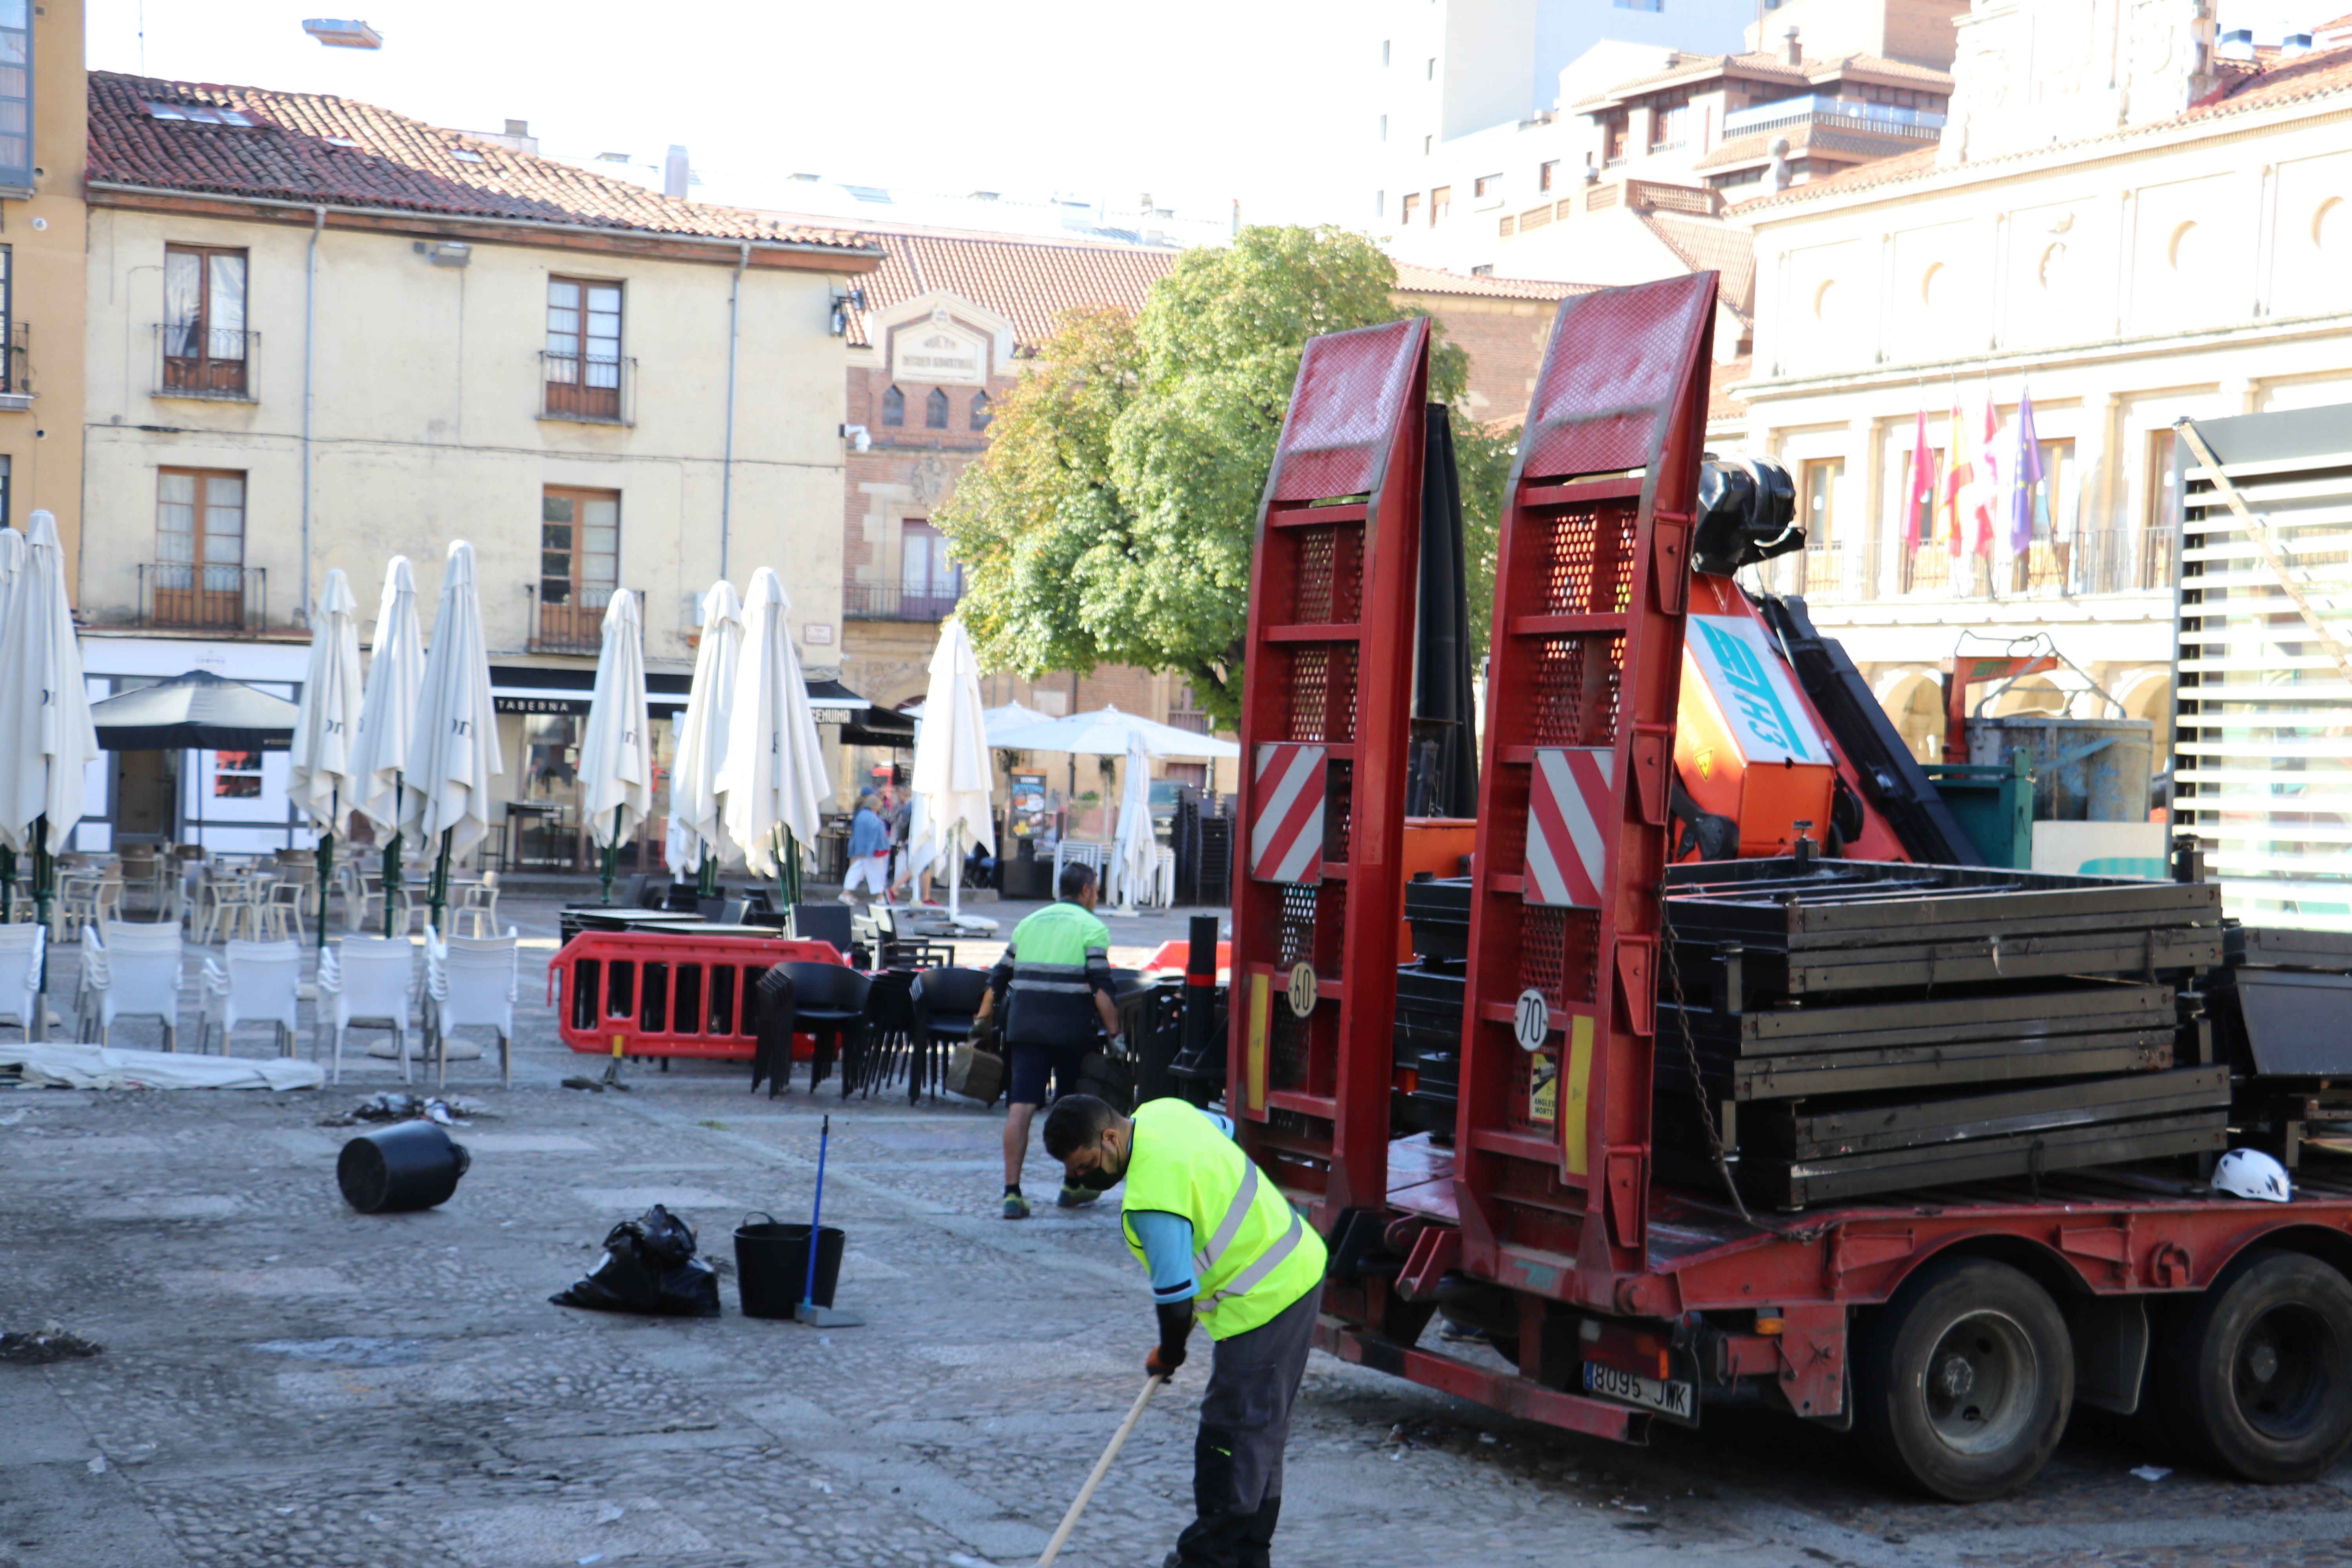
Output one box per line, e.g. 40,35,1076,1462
1072,1135,1127,1191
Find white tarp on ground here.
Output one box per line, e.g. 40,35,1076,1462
0,1042,325,1091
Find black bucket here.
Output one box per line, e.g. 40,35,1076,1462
733,1212,844,1317
337,1122,472,1213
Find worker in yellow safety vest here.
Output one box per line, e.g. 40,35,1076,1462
1046,1093,1327,1568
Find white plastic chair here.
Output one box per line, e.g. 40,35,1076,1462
1053,839,1105,893
1152,845,1176,909
349,873,417,936
198,939,304,1057
318,936,416,1085
454,871,501,938
78,920,184,1050
425,926,518,1087
0,924,43,1040
256,880,307,944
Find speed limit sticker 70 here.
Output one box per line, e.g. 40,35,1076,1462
1513,988,1552,1052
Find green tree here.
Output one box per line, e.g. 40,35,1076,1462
938,224,1514,728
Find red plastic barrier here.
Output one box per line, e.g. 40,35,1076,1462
1143,938,1230,979
548,931,845,1061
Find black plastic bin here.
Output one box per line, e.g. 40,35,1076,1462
733,1214,844,1317
337,1122,471,1212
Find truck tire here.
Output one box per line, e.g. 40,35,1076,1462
2163,1248,2352,1483
1853,1256,2073,1501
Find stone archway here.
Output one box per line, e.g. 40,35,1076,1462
1875,669,1945,762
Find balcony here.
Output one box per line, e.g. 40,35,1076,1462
1764,530,2177,605
136,563,267,633
843,580,965,622
528,586,632,654
540,351,635,425
155,325,258,402
1722,94,1946,140
0,321,28,408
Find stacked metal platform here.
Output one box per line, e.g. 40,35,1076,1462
1654,859,2231,1209
2210,926,2352,1167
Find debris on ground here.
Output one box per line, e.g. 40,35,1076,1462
2132,1465,2173,1482
551,1205,721,1318
318,1093,492,1128
0,1320,105,1363
563,1075,629,1093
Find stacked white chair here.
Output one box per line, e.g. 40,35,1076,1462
198,940,304,1057
0,924,42,1040
78,920,184,1050
425,926,518,1087
318,936,416,1085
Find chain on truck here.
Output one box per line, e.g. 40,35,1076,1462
1198,272,2352,1501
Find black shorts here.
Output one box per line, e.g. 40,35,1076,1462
1006,1040,1089,1107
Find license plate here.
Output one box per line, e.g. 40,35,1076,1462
1582,1359,1693,1419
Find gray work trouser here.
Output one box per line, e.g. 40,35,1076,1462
1171,1282,1322,1568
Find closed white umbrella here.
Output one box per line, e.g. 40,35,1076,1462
0,528,22,922
664,579,744,886
287,567,364,946
719,568,832,902
1110,728,1154,915
577,588,652,906
350,555,425,936
0,512,96,1033
909,619,995,920
401,541,501,933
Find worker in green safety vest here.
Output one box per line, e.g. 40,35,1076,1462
1045,1093,1328,1568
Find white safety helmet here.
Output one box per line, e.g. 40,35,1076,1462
2214,1148,2293,1203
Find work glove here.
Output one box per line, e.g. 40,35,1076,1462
1145,1342,1187,1379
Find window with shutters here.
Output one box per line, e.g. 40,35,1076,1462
162,245,250,399
537,486,621,652
544,276,626,421
151,468,249,628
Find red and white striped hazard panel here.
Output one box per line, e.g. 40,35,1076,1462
1249,743,1327,885
1525,746,1614,909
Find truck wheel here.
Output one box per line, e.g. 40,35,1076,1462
1853,1256,2073,1501
2167,1249,2352,1483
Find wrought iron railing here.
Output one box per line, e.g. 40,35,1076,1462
541,351,635,425
156,324,258,400
842,580,965,622
137,563,266,632
527,587,626,654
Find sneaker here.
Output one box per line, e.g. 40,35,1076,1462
836,892,857,905
1001,1191,1031,1220
1057,1183,1102,1209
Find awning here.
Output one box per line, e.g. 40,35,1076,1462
487,666,913,746
90,670,299,751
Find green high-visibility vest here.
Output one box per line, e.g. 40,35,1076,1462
1120,1098,1326,1340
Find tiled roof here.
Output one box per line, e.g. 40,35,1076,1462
820,220,1176,348
1391,263,1596,301
1708,355,1753,424
1732,44,2352,214
1637,213,1757,316
87,71,876,252
1575,51,1950,109
1692,124,1929,172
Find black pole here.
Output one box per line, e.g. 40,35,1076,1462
697,848,717,899
30,815,51,1039
0,843,13,924
599,807,618,906
316,787,336,949
382,769,404,938
427,826,453,936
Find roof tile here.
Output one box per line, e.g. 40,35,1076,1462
88,71,876,251
1391,262,1597,301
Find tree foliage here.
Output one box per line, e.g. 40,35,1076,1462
938,225,1514,728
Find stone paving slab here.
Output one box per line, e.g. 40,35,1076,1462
4,908,2352,1567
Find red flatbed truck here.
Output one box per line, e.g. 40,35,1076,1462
1224,273,2352,1499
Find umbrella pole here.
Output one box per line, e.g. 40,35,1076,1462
383,770,404,939
29,815,50,1040
697,848,717,900
317,788,336,950
0,843,13,924
428,828,452,936
599,808,618,906
946,825,960,920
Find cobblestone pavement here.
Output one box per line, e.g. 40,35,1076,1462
4,902,2351,1567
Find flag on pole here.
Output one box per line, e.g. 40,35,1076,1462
1969,401,2001,557
1942,403,1969,558
2006,387,2043,562
1906,407,1935,553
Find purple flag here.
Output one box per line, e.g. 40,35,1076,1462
2007,388,2043,560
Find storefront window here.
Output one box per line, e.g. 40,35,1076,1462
213,750,262,799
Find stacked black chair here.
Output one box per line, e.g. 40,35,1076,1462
911,967,992,1107
856,968,920,1100
770,961,871,1099
750,964,796,1097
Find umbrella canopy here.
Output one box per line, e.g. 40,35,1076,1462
351,556,424,832
986,704,1240,760
720,568,833,878
89,670,299,752
286,568,364,835
910,621,996,918
578,589,652,848
983,701,1056,739
665,579,744,877
401,540,502,864
1112,729,1154,909
0,512,98,854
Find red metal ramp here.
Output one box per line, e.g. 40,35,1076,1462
1454,273,1719,1309
1230,316,1431,1230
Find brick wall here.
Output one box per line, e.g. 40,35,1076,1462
1403,291,1568,426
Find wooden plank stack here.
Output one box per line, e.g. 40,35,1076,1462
1653,858,2230,1209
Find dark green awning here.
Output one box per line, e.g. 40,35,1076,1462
90,670,299,752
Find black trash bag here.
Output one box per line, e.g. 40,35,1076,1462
550,1204,722,1317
